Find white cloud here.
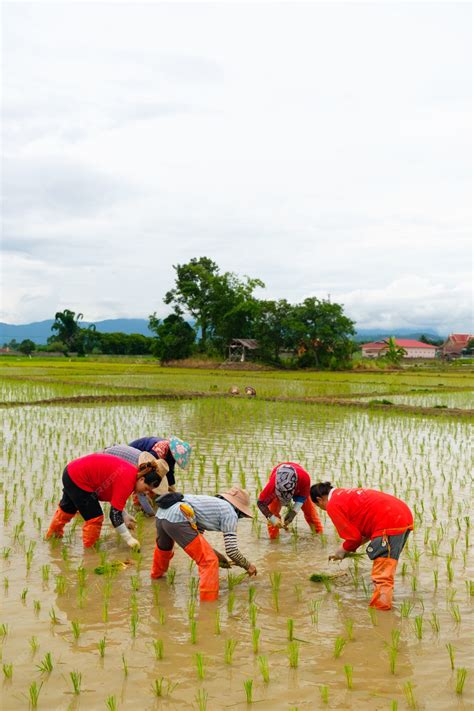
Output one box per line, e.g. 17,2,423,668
1,2,471,330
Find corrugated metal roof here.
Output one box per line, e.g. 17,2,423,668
230,339,259,349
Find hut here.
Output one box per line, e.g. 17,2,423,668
227,339,259,362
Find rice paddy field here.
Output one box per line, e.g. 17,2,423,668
1,358,473,710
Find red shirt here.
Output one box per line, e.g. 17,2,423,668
67,453,137,511
327,488,414,552
258,462,311,505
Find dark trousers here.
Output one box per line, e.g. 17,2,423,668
366,530,411,561
155,519,198,551
59,467,103,521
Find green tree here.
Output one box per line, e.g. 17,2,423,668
17,339,36,355
207,272,264,351
51,309,84,353
253,299,294,363
164,257,220,349
290,298,356,368
149,313,196,363
383,337,407,365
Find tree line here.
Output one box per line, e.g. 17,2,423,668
5,257,359,368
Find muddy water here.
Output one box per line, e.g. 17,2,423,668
1,399,473,710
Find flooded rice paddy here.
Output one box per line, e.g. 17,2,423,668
1,363,473,710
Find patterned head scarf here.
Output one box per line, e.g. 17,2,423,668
169,436,192,470
275,464,297,504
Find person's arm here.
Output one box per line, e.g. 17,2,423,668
327,503,363,552
283,496,305,525
137,492,155,516
223,532,255,573
110,508,140,549
257,472,280,525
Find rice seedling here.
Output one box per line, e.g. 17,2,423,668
33,599,41,615
0,623,8,639
287,641,299,668
3,577,8,592
151,677,166,697
287,618,294,641
29,636,39,653
55,574,67,595
450,603,461,625
243,679,253,703
455,668,467,695
228,571,247,590
224,639,237,664
248,585,256,603
130,610,139,638
105,696,118,710
195,652,205,680
269,571,281,612
121,653,128,677
37,652,53,673
413,615,423,640
98,637,106,658
2,663,13,679
28,681,43,709
344,664,353,689
368,606,378,626
319,685,329,704
190,619,197,644
390,701,398,711
309,599,322,625
404,681,417,709
196,688,208,711
433,569,438,590
71,620,81,641
41,564,50,583
400,600,414,618
70,669,82,695
257,655,270,683
227,590,236,614
153,639,164,660
334,636,346,659
344,618,354,640
49,607,59,624
166,568,176,586
446,642,455,670
252,628,260,654
214,609,221,635
249,602,258,627
20,587,28,602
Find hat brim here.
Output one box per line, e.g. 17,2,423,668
151,475,169,496
220,492,253,518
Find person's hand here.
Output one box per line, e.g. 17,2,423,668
126,536,140,550
123,513,137,531
328,546,346,561
247,564,257,577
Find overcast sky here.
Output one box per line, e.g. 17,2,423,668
2,2,472,333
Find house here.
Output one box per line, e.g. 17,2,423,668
442,334,474,358
361,338,437,359
227,339,259,362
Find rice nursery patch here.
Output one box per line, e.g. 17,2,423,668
0,364,473,709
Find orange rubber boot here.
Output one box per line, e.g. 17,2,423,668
46,506,76,539
184,535,219,601
82,515,104,548
302,498,324,534
150,545,174,579
369,557,398,610
267,499,282,540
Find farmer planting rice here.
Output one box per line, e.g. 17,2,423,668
151,486,257,601
103,444,168,515
46,452,168,549
129,435,192,492
257,462,323,539
310,482,414,610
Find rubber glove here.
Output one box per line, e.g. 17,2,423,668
328,546,346,561
123,512,137,531
116,523,140,550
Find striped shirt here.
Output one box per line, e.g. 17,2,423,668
156,495,250,570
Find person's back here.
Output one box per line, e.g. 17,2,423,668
328,488,413,540
157,494,237,533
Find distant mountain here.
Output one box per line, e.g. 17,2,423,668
355,329,445,343
0,319,153,345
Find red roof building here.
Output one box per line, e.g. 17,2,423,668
442,334,474,356
361,338,437,359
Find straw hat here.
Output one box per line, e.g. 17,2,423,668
220,486,253,518
137,452,169,485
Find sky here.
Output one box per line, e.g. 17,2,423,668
1,1,472,334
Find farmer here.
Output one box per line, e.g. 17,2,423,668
129,435,192,492
150,486,257,601
257,462,323,539
310,482,414,610
46,452,168,549
103,444,168,516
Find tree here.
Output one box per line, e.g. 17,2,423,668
253,299,295,362
18,339,36,355
383,337,407,365
289,298,356,368
51,309,84,353
149,313,196,363
164,257,220,349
